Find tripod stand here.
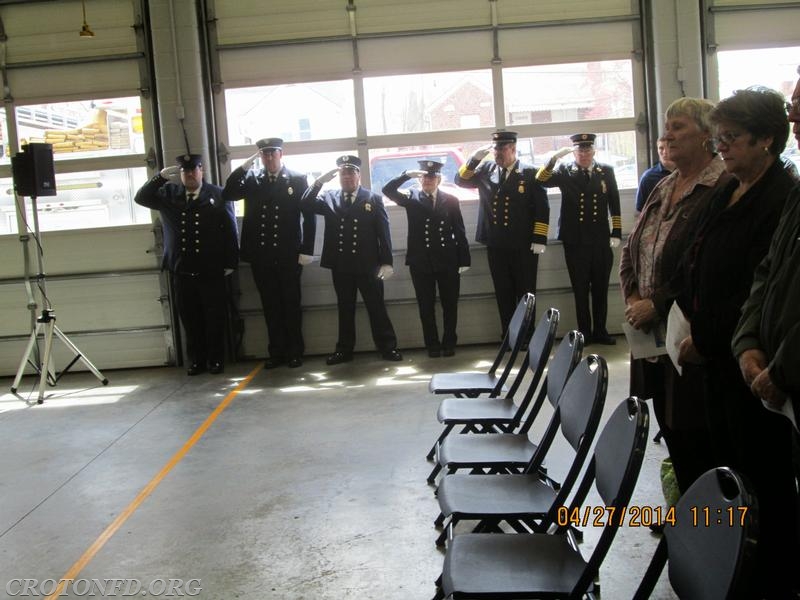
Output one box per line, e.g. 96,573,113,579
10,191,108,404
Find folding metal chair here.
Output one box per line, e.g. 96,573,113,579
432,345,599,491
428,293,535,398
633,467,758,600
424,308,560,469
434,348,600,546
432,397,650,600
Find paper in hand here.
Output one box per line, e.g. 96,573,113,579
665,302,690,375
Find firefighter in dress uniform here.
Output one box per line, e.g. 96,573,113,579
301,155,402,365
135,154,239,375
454,130,550,337
536,133,622,345
222,138,315,369
382,159,471,357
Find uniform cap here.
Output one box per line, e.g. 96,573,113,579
570,133,596,147
336,155,361,170
491,130,518,147
176,154,203,170
417,159,443,175
256,138,284,152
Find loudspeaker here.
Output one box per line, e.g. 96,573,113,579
11,143,57,197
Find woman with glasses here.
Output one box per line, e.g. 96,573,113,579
620,97,730,494
676,86,797,598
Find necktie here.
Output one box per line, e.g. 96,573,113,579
269,175,276,184
583,169,591,182
186,192,195,203
501,168,508,182
421,192,431,208
345,193,352,208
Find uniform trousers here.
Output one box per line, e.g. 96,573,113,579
251,261,304,360
563,242,612,339
174,271,227,365
486,246,538,336
409,266,460,351
331,270,397,354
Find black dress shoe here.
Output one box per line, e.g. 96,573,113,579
326,351,353,365
208,361,224,374
187,363,206,376
441,347,455,357
287,357,303,368
592,333,617,345
382,349,403,361
428,348,441,358
263,357,286,369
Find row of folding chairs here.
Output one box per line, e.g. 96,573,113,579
423,294,760,599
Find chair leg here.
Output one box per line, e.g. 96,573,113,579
435,526,448,547
427,462,442,485
427,424,455,461
432,574,445,600
434,512,446,528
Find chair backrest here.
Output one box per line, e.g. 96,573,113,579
502,308,560,421
506,292,535,353
485,293,535,395
634,467,759,600
518,330,584,435
566,397,650,596
525,353,607,507
546,331,586,411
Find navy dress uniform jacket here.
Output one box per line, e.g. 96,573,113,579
455,159,549,248
382,174,471,273
302,186,393,274
135,176,238,275
222,165,315,265
538,161,622,244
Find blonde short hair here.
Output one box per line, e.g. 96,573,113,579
664,97,716,136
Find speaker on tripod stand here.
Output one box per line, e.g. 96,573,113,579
9,142,108,403
11,142,58,198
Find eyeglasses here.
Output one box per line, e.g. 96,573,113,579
710,131,743,149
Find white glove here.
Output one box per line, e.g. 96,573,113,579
470,144,493,163
404,169,427,178
159,165,181,183
554,146,573,160
610,238,620,248
315,168,339,186
242,152,260,170
298,254,313,266
377,265,394,280
531,243,546,254
458,266,470,274
224,268,234,276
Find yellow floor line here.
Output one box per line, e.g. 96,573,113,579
45,363,264,600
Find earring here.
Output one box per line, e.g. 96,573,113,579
763,146,769,153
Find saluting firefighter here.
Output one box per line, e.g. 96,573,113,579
382,160,471,357
135,154,239,375
536,133,622,345
222,138,315,369
301,155,402,365
455,131,549,337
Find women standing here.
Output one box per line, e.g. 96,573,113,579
677,87,797,598
620,98,729,493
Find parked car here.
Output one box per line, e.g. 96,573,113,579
369,148,478,201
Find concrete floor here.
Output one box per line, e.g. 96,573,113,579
0,339,678,599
